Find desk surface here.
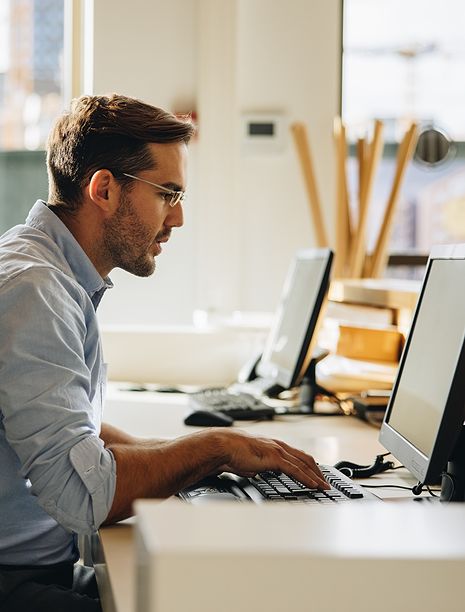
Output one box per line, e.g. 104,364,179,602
104,385,388,465
97,386,424,612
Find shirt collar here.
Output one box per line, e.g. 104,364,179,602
26,200,113,306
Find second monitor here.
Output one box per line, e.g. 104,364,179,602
187,248,333,417
249,247,333,392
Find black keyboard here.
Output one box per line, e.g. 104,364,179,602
252,468,363,501
178,465,380,505
189,388,276,420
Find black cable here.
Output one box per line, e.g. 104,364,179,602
361,482,441,497
342,453,439,498
361,484,415,491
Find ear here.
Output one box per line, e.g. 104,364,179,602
88,169,120,215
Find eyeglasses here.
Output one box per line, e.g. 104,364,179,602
121,173,185,207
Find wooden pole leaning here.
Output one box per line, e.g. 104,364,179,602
357,137,367,217
368,122,419,278
333,117,351,277
290,122,329,248
352,137,367,272
348,119,385,278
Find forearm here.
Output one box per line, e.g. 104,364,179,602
103,428,329,526
103,429,228,524
101,422,136,445
100,421,166,447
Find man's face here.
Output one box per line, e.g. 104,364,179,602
102,142,187,277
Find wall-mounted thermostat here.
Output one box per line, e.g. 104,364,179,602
241,112,286,154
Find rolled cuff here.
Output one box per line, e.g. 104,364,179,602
42,435,116,534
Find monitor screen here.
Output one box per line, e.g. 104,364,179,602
255,248,333,389
379,244,465,485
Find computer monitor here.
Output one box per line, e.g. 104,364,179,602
254,248,333,390
379,244,465,501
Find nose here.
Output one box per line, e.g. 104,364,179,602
167,201,184,228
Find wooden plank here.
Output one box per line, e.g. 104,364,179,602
290,122,329,247
368,123,418,278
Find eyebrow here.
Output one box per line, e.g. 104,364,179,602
159,181,184,192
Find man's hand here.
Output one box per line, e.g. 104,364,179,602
213,429,329,490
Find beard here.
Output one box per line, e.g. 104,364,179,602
102,190,158,277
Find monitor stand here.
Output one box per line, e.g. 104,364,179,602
441,424,465,502
298,348,335,415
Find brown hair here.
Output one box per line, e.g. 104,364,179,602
46,94,195,211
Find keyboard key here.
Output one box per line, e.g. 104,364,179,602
325,491,345,498
346,491,364,499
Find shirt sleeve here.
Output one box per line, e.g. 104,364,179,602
0,266,116,534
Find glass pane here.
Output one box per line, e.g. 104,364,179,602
0,0,64,150
343,0,465,266
343,0,465,142
346,154,465,277
0,0,64,232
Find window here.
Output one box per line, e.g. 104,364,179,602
342,0,465,276
0,0,64,232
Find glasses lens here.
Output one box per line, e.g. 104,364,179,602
171,192,184,207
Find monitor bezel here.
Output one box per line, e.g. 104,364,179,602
379,243,465,485
255,247,333,389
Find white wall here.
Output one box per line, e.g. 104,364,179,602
85,0,341,326
235,0,340,310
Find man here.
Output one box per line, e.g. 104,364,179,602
0,94,327,611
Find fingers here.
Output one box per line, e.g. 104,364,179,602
277,451,329,490
273,440,329,489
222,431,329,490
253,437,329,489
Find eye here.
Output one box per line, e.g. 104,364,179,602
158,191,173,204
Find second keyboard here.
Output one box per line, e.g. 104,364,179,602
189,388,276,420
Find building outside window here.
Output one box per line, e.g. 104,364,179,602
343,0,465,276
0,0,64,232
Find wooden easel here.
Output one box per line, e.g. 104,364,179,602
291,118,418,278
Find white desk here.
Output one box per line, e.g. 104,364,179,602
103,386,389,470
94,387,465,612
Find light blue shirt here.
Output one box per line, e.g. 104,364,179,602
0,200,116,565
